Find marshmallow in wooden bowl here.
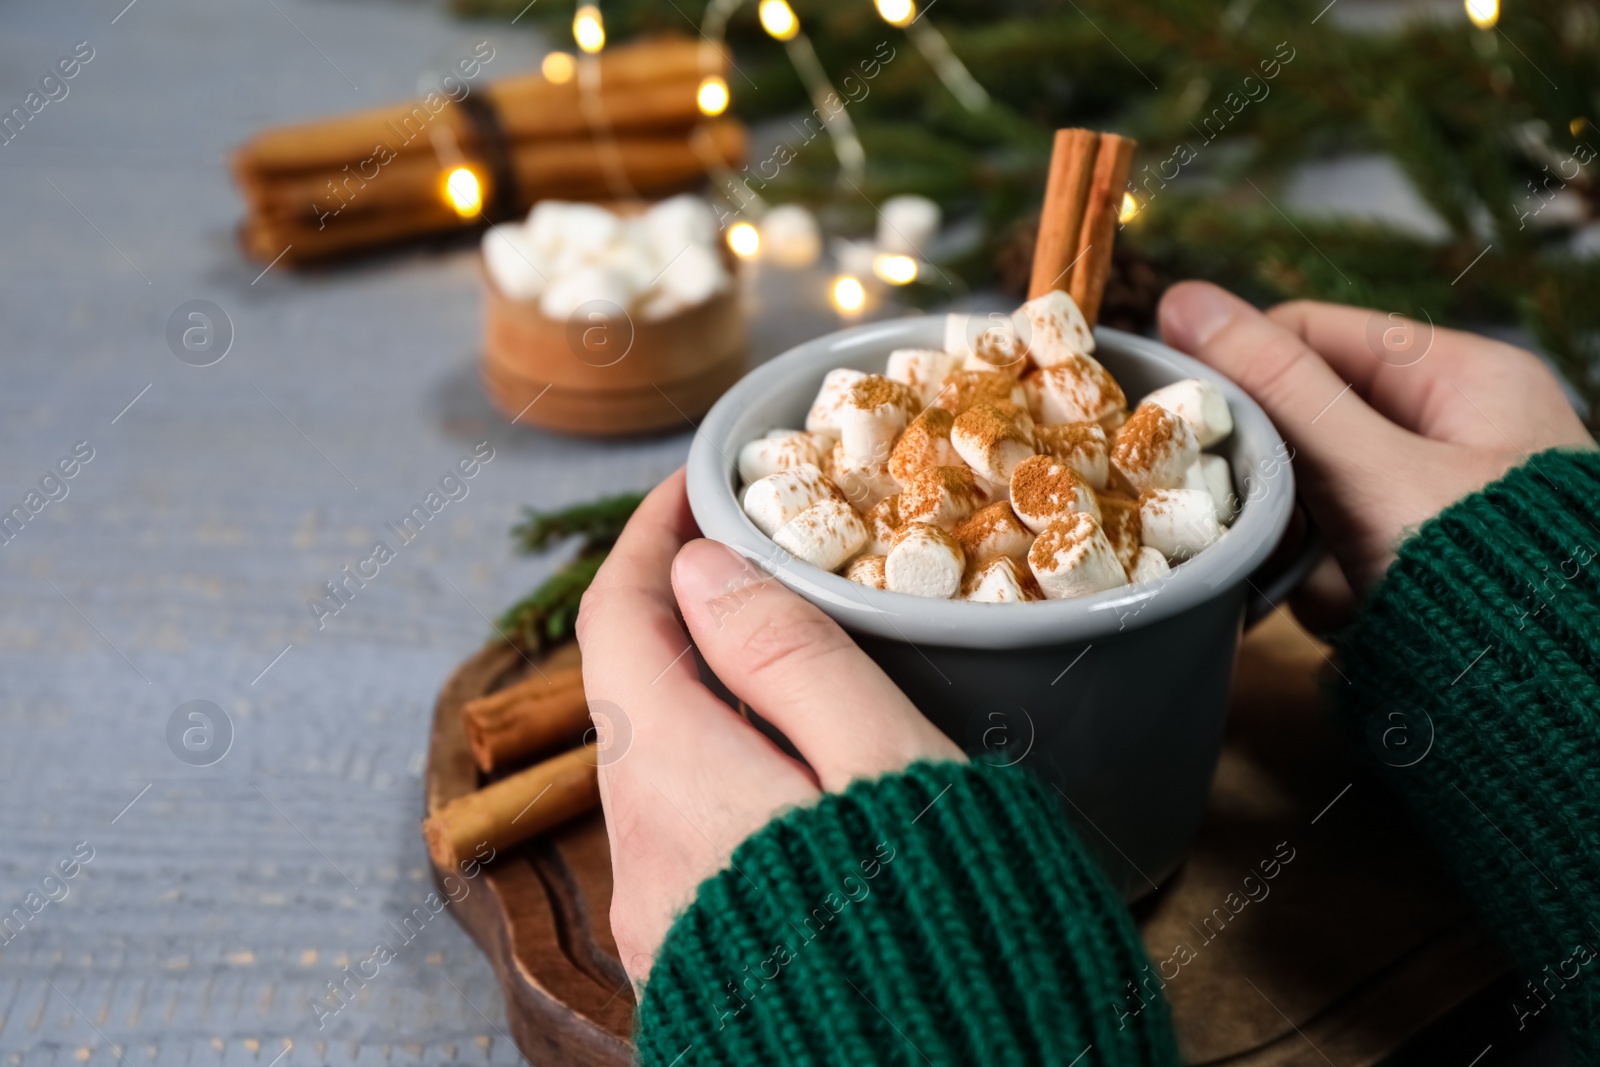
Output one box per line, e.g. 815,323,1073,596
483,195,731,323
478,194,748,437
733,290,1244,601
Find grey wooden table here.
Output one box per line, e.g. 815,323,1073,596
0,2,859,1063
0,1,1574,1065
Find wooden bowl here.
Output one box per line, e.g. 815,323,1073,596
480,266,748,437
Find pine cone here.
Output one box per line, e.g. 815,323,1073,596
1098,244,1167,335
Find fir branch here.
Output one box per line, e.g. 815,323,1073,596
511,493,645,555
494,492,646,649
494,550,609,651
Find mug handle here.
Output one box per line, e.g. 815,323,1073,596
1243,501,1323,629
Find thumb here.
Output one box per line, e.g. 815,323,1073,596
1157,281,1411,482
672,538,961,792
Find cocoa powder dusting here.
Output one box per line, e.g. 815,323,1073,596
850,375,903,411
1110,403,1175,472
1009,455,1087,519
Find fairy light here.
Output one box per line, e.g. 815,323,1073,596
875,0,916,27
573,5,606,52
1118,192,1140,224
872,253,918,285
442,167,482,218
1465,0,1498,29
727,222,761,258
758,0,799,40
697,75,730,116
542,51,576,83
832,275,866,314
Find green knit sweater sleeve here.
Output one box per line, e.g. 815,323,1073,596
634,760,1181,1067
1333,447,1600,1058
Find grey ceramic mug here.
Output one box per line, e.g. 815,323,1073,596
685,316,1308,898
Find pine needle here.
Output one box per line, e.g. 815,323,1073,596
495,492,646,650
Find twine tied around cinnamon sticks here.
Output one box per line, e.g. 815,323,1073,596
1028,128,1137,326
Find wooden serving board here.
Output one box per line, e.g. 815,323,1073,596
424,616,1508,1066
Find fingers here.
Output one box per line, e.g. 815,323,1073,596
578,472,820,978
672,537,963,792
1158,281,1419,475
577,469,706,712
1263,300,1528,438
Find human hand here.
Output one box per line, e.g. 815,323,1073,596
1158,282,1594,613
574,469,962,990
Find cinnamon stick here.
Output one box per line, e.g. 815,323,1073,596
234,36,713,177
463,666,590,774
1027,128,1101,301
239,122,746,264
423,743,600,870
240,122,744,223
1067,133,1136,326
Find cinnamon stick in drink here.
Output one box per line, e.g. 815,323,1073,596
423,743,600,870
1067,133,1136,325
463,666,590,774
1027,128,1101,302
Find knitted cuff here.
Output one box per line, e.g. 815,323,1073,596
1334,447,1600,1056
635,760,1180,1067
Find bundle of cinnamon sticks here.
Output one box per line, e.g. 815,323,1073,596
424,649,605,870
1028,128,1137,325
231,36,746,267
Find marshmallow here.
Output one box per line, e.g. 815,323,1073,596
527,201,621,258
1101,408,1130,434
1025,353,1126,425
963,314,1028,378
952,502,1035,566
1141,377,1233,448
1027,513,1129,600
741,463,842,537
886,523,965,599
827,441,901,511
646,243,728,319
482,224,549,300
898,466,989,531
642,194,718,263
1009,455,1100,535
1095,491,1142,576
1130,546,1172,584
844,554,888,590
944,313,974,357
886,347,963,405
772,498,869,572
877,194,941,255
761,203,822,267
951,402,1037,486
1016,290,1095,367
932,370,1028,416
1184,454,1238,524
837,375,913,468
1139,488,1224,561
865,495,900,555
539,265,636,320
738,430,826,485
1034,422,1109,490
1109,402,1200,493
805,368,868,438
889,407,963,488
961,556,1043,603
